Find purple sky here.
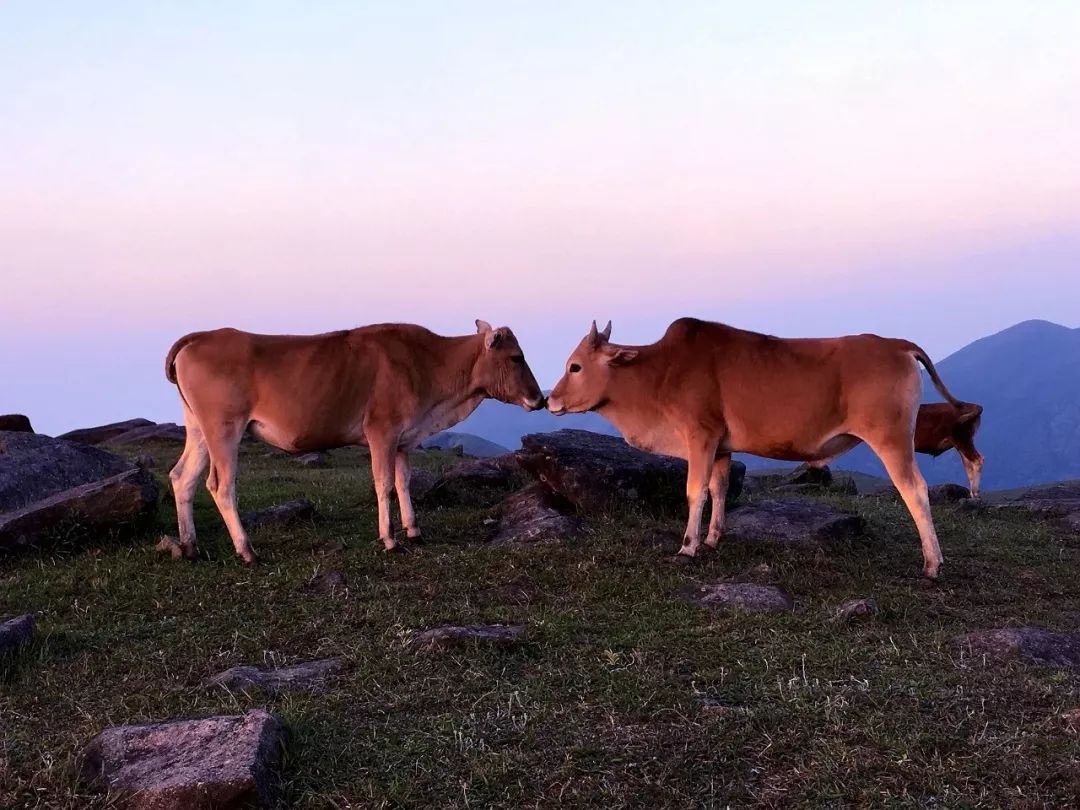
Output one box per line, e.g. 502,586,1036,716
2,2,1078,434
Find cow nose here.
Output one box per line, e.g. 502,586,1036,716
526,395,546,412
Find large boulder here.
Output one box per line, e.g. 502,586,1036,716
516,429,745,515
723,498,863,546
58,418,155,445
0,432,157,551
79,710,286,809
0,414,33,433
421,455,524,506
490,483,584,544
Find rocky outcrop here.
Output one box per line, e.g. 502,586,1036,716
79,710,286,809
58,418,155,445
0,415,33,433
516,429,745,515
205,658,343,694
240,498,315,530
490,484,584,544
421,455,524,506
0,432,157,552
723,499,863,546
103,422,186,445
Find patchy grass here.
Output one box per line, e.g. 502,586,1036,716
2,442,1080,808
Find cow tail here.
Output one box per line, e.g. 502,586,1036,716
165,332,203,411
901,341,962,408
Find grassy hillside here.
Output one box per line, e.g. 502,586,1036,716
2,442,1080,808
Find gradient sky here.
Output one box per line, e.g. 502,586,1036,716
2,1,1079,434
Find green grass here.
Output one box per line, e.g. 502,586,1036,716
3,442,1080,808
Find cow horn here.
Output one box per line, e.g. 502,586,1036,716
600,321,612,341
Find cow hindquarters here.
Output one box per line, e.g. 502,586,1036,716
677,435,721,558
871,438,944,578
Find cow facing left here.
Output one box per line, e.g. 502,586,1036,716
165,321,545,564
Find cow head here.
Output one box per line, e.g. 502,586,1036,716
547,320,639,415
473,320,546,411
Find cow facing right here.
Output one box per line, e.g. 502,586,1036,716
546,318,971,578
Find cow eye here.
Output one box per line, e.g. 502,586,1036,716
510,354,525,365
569,363,582,373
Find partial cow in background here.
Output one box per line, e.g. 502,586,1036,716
165,320,545,564
914,402,985,497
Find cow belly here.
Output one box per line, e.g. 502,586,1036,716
248,419,362,453
623,426,686,459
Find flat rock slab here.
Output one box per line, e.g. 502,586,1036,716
1,468,158,552
58,418,155,446
406,624,524,652
240,498,315,530
205,658,343,694
680,581,794,613
490,484,584,544
956,628,1080,667
517,429,744,515
723,498,863,547
79,709,286,810
0,614,35,656
832,597,879,624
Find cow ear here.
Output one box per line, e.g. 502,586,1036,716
605,348,639,367
475,319,493,334
485,328,504,350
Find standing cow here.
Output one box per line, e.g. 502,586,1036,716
546,318,968,578
165,321,544,564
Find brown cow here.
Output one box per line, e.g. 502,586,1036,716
546,318,968,578
165,321,544,564
915,402,985,496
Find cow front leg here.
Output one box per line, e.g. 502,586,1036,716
395,450,422,542
704,453,732,548
368,438,400,551
677,437,720,559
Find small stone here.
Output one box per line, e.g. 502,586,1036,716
405,624,524,652
155,535,184,560
700,698,753,718
205,658,343,694
928,483,971,504
295,452,328,468
0,614,35,657
680,581,794,613
832,597,879,623
79,709,286,810
306,570,347,594
1061,708,1080,734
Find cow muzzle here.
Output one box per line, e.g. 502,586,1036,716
523,395,547,412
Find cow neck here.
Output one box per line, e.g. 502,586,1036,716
430,333,487,409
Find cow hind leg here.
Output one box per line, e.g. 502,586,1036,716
704,454,732,549
870,438,943,579
169,410,209,560
395,450,422,542
203,423,257,565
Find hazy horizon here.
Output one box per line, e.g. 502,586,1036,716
3,2,1079,434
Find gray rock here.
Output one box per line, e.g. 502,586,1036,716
832,597,879,623
406,624,524,652
989,482,1080,529
306,569,347,593
680,581,794,613
516,429,745,515
490,484,584,544
0,614,35,656
783,464,833,487
700,698,753,718
205,658,343,694
928,483,972,504
295,452,328,468
79,709,285,809
103,422,186,445
1,461,158,553
723,498,863,546
240,498,315,530
134,454,156,470
956,627,1080,667
58,418,155,445
0,415,33,433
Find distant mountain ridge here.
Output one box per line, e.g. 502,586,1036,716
442,320,1080,490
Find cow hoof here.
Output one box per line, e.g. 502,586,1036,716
923,565,940,580
386,544,410,555
241,555,259,568
405,534,425,546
